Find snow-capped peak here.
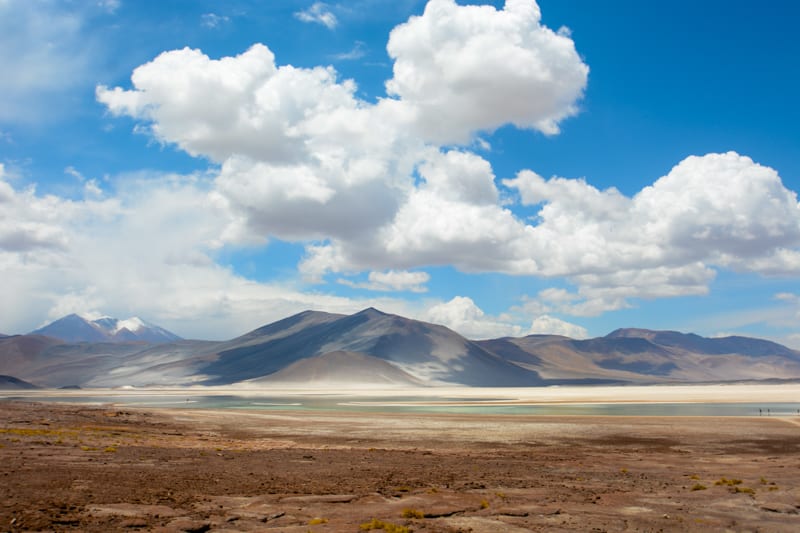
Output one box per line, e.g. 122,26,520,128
30,313,181,343
78,312,112,322
113,317,146,334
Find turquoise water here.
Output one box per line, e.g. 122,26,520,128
3,394,800,416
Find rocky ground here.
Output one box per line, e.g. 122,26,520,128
1,401,799,532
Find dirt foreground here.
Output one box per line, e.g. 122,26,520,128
1,401,799,532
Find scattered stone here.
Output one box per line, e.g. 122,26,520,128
279,494,357,504
761,504,798,514
120,517,149,528
164,518,211,532
88,504,181,518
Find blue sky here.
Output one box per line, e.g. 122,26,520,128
1,0,799,345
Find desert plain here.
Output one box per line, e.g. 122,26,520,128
1,384,799,532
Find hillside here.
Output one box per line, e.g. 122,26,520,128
0,374,38,390
198,308,542,386
477,329,800,383
3,310,800,388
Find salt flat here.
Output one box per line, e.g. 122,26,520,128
4,382,799,404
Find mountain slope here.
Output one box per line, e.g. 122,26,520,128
607,328,800,357
30,315,108,343
0,375,38,390
5,311,800,388
199,308,543,386
478,329,800,383
251,351,426,386
0,334,161,388
30,314,181,344
0,335,65,375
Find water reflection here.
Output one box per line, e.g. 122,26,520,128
3,393,800,417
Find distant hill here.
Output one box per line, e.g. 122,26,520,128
30,314,181,344
0,335,65,373
476,328,800,383
0,374,38,390
606,328,799,357
3,310,800,388
0,334,156,388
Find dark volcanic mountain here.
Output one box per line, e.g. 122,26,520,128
0,374,38,390
3,309,800,388
30,314,181,344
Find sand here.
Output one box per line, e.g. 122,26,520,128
1,387,799,532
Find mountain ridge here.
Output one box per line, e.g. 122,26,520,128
3,309,800,388
199,308,542,387
30,314,182,344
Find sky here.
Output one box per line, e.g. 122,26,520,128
1,0,800,346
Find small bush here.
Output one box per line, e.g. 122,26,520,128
401,509,424,519
359,519,410,533
308,518,328,525
691,484,707,491
714,478,742,486
480,499,489,509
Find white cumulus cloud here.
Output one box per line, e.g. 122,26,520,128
425,296,529,339
93,2,800,323
338,270,430,293
528,315,588,338
385,0,588,143
0,170,424,339
97,44,424,246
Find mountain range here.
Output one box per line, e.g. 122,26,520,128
30,314,182,344
2,308,800,389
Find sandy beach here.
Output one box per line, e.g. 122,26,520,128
1,387,799,532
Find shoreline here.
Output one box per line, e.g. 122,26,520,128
3,382,799,405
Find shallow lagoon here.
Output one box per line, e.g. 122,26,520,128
3,392,799,416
